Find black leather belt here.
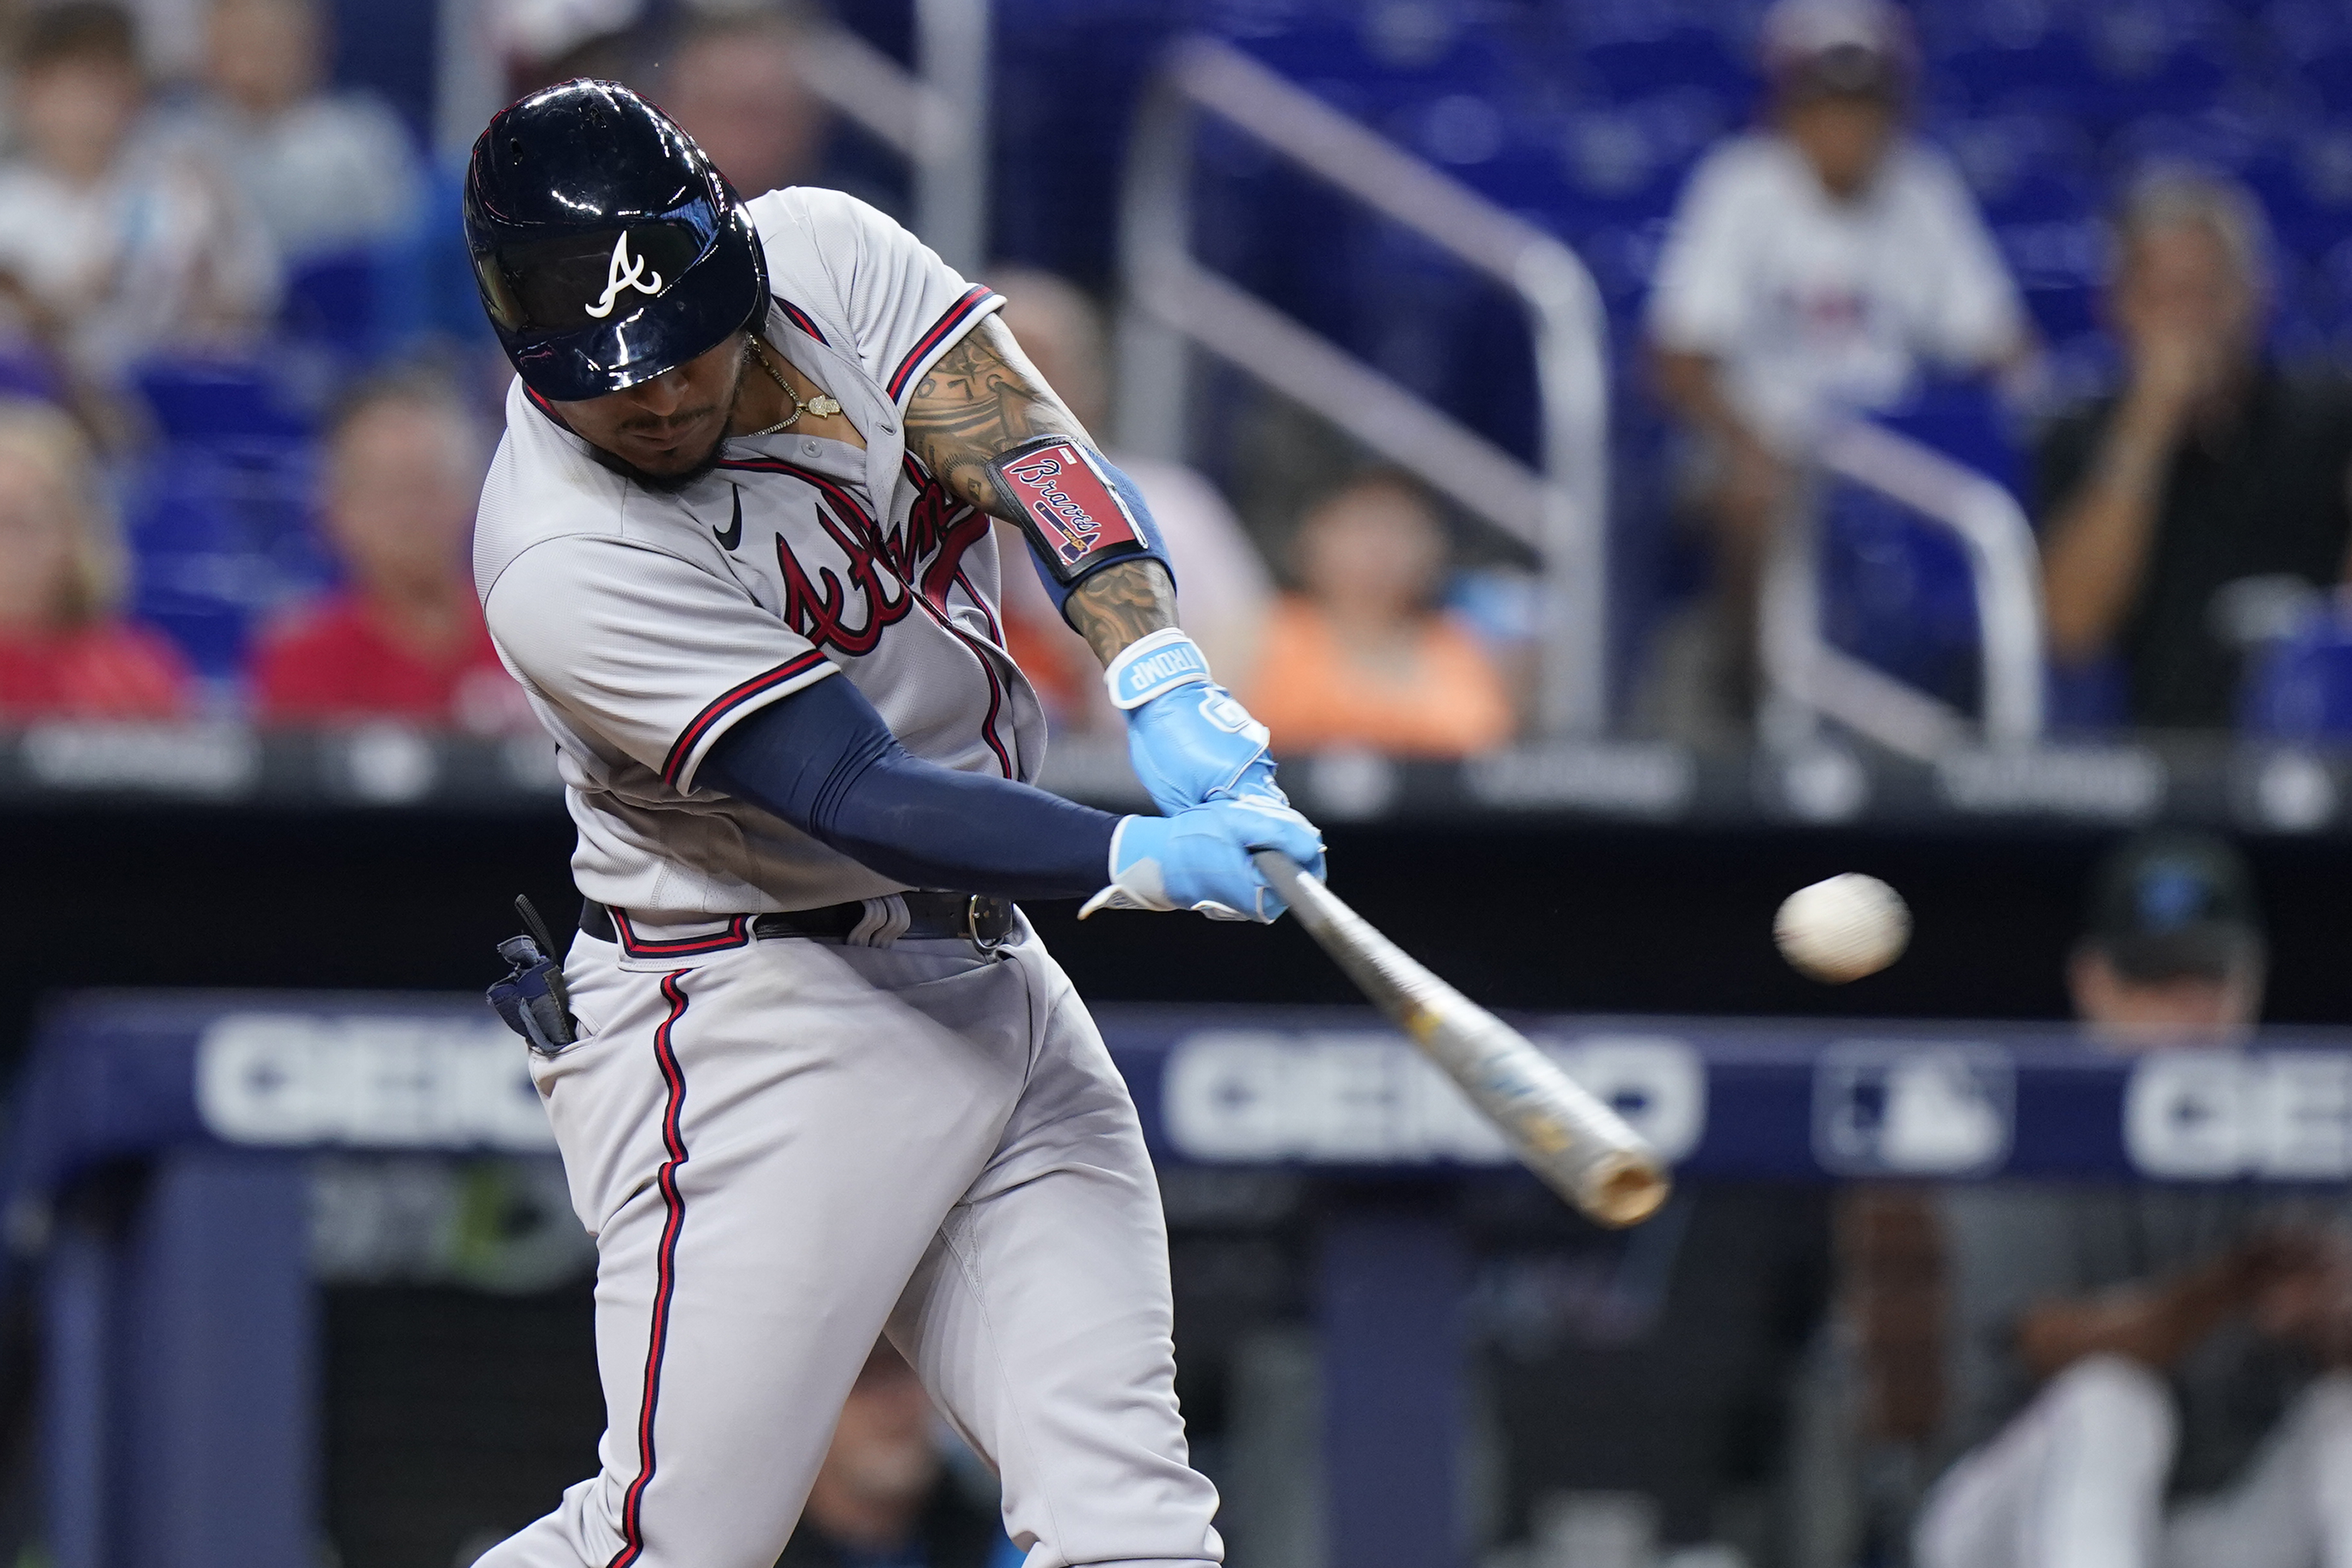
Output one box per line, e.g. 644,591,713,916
580,893,1015,951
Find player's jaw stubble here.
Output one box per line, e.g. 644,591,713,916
555,334,753,494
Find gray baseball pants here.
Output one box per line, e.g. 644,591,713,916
1916,1353,2352,1568
474,915,1223,1568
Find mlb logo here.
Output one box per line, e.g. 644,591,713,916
1812,1041,2014,1177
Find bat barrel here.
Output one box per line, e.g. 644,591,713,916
1254,851,1671,1228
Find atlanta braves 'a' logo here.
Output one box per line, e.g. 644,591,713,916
584,232,663,319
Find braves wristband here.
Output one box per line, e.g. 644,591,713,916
1104,627,1212,710
988,435,1154,585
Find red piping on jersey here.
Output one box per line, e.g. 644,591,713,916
728,453,1014,776
663,650,831,787
954,565,1003,648
608,972,693,1568
901,454,996,633
772,296,828,345
886,286,1001,403
612,911,753,958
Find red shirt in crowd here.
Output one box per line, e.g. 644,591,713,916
253,592,525,731
0,621,193,720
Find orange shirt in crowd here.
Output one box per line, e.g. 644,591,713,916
0,621,192,720
254,593,523,730
1245,595,1514,757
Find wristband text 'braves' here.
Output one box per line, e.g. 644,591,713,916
988,436,1147,584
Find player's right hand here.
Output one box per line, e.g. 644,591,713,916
1104,628,1286,813
1077,797,1326,923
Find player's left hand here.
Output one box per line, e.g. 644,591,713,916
1105,628,1286,813
1079,795,1327,923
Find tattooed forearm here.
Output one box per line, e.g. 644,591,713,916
1064,558,1178,665
904,316,1090,515
906,317,1174,662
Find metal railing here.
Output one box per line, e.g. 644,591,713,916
793,0,993,273
434,0,995,272
1113,37,1614,737
1761,419,2047,760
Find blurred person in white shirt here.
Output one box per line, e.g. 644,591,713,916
169,0,423,265
1642,0,2030,737
983,266,1275,734
0,2,278,383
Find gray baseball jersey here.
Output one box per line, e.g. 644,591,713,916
475,186,1044,922
471,188,1225,1568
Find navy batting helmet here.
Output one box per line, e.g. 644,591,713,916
464,80,767,402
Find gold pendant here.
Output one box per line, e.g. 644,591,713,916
808,394,842,419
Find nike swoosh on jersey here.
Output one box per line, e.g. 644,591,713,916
714,485,743,551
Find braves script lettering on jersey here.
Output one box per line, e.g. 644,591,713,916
473,187,1223,1568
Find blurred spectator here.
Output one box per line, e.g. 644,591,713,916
1914,832,2352,1568
1643,0,2029,738
778,1339,1010,1568
983,267,1274,731
0,397,191,718
2037,170,2352,730
252,374,523,731
0,2,278,380
1244,469,1512,757
167,0,423,265
654,7,827,201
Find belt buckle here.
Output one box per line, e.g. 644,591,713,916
964,894,1013,953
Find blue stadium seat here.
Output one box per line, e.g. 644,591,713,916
132,359,315,445
1915,0,2102,112
1992,215,2103,341
1932,113,2098,224
1820,480,1985,710
2268,0,2352,117
1919,0,2230,123
1225,10,1521,124
1559,0,1753,105
2240,608,2352,737
1816,382,2025,714
2243,126,2352,264
1529,90,1731,231
123,442,334,683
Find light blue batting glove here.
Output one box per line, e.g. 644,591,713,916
1078,796,1328,923
1104,628,1286,813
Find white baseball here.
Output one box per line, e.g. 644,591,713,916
1774,873,1910,984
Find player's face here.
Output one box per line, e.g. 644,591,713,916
2070,948,2263,1044
554,333,749,490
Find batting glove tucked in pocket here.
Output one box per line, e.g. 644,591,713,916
1080,797,1327,923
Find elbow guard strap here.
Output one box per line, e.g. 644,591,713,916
989,436,1165,590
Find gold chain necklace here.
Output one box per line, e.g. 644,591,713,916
744,335,842,436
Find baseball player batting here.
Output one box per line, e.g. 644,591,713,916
465,82,1322,1568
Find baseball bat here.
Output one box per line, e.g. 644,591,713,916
1253,851,1670,1228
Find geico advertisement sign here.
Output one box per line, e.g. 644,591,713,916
2126,1052,2352,1179
197,1013,556,1151
1162,1031,1704,1166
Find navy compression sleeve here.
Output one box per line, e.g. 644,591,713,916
700,672,1119,900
